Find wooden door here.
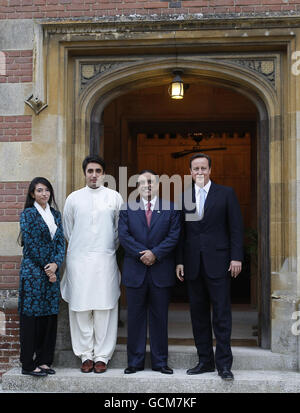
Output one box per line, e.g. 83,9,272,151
135,122,256,306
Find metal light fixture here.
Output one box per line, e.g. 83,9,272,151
169,69,184,100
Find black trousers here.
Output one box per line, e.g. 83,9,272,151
19,314,57,371
187,255,232,370
126,272,171,369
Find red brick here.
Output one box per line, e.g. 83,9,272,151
0,216,19,222
4,183,17,189
39,4,65,11
3,189,23,195
0,115,32,142
4,116,17,122
20,47,33,54
4,209,18,215
2,263,16,269
4,128,17,135
0,256,21,262
144,2,169,8
1,195,17,201
0,343,12,350
0,50,33,84
0,307,20,375
0,202,23,208
66,3,90,10
17,182,30,189
182,0,208,5
17,116,31,122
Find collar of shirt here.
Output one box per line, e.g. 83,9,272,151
142,196,157,211
85,185,104,193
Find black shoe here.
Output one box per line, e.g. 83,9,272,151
124,366,144,374
186,362,215,375
152,366,173,375
39,367,56,375
218,368,234,381
22,368,47,377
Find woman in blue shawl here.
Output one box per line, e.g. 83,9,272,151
18,177,65,377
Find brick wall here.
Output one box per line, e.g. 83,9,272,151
0,50,33,83
0,256,21,292
0,0,298,20
0,305,20,379
0,44,32,378
0,116,32,143
0,183,27,378
0,182,29,222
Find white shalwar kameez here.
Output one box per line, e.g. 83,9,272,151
61,185,123,364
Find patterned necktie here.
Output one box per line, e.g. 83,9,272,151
145,202,152,227
198,188,205,219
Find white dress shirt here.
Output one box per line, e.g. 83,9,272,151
141,195,157,211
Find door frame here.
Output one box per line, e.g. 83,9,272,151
86,62,274,348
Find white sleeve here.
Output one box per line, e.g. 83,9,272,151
114,192,124,249
63,195,74,242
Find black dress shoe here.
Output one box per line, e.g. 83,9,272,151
124,366,144,374
218,368,234,381
186,362,215,375
152,366,173,374
39,367,56,375
22,369,47,377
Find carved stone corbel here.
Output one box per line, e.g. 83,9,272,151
25,94,48,115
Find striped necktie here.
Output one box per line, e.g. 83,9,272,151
145,202,152,227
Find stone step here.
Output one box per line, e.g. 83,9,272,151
53,345,297,371
2,367,300,393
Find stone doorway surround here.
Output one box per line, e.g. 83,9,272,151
37,17,300,364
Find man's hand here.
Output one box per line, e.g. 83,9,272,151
139,250,156,266
228,260,242,278
176,264,184,282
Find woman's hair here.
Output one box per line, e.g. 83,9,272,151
18,177,58,246
23,177,58,210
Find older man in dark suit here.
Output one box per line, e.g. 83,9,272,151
118,170,181,375
176,153,243,381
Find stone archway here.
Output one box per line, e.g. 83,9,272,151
73,57,279,349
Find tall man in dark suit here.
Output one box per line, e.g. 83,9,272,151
118,170,181,375
176,153,243,381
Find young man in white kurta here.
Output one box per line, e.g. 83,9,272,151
61,157,123,371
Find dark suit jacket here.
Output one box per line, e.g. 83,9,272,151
177,181,243,279
118,199,181,288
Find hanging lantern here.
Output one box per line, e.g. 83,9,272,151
169,70,184,100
